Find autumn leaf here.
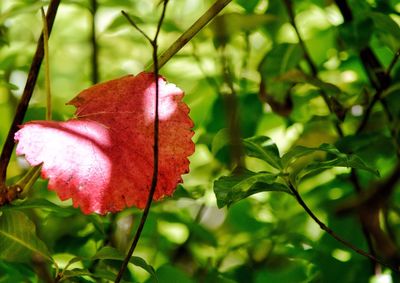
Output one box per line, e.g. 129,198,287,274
14,72,194,214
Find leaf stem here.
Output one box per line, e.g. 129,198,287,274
0,0,60,185
115,2,169,282
15,165,42,198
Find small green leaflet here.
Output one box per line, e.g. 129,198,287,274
369,12,400,52
281,143,379,184
213,169,291,208
243,136,282,169
298,154,380,181
282,143,347,168
276,69,341,96
92,246,158,281
0,211,53,263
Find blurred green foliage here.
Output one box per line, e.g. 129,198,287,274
1,0,400,282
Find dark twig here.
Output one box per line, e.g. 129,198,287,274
90,0,99,84
350,170,379,273
356,89,383,134
283,0,317,77
284,0,384,271
0,0,60,185
287,181,397,271
148,0,232,71
121,11,152,43
333,1,399,273
386,49,400,76
115,2,169,282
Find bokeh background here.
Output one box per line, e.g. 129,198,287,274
1,0,400,282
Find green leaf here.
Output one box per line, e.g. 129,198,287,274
92,246,158,280
211,12,277,44
299,154,380,181
243,136,282,169
276,70,341,96
0,211,52,263
211,128,229,156
151,264,194,283
282,143,379,183
338,17,374,50
2,198,76,216
236,0,260,13
106,13,145,32
259,44,302,77
0,2,44,25
213,169,292,208
281,143,344,168
258,43,303,101
369,12,400,52
61,268,128,282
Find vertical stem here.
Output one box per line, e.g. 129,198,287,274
90,0,99,84
0,0,61,185
41,8,52,120
220,48,245,169
114,2,169,282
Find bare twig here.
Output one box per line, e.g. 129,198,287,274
283,0,317,77
41,8,51,120
282,0,344,137
283,0,386,271
115,2,169,282
121,11,152,43
0,0,60,185
147,0,232,71
90,0,99,84
287,182,397,271
357,47,400,134
386,49,400,76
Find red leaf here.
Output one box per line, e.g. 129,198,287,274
14,72,194,214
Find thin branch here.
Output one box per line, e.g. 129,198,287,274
282,0,343,137
356,89,383,134
147,0,232,71
283,0,385,270
386,49,400,76
287,182,397,271
356,47,400,134
90,0,99,84
41,8,52,120
121,11,152,43
114,2,169,282
0,0,60,185
283,0,317,77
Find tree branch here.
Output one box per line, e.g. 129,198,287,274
0,0,61,185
